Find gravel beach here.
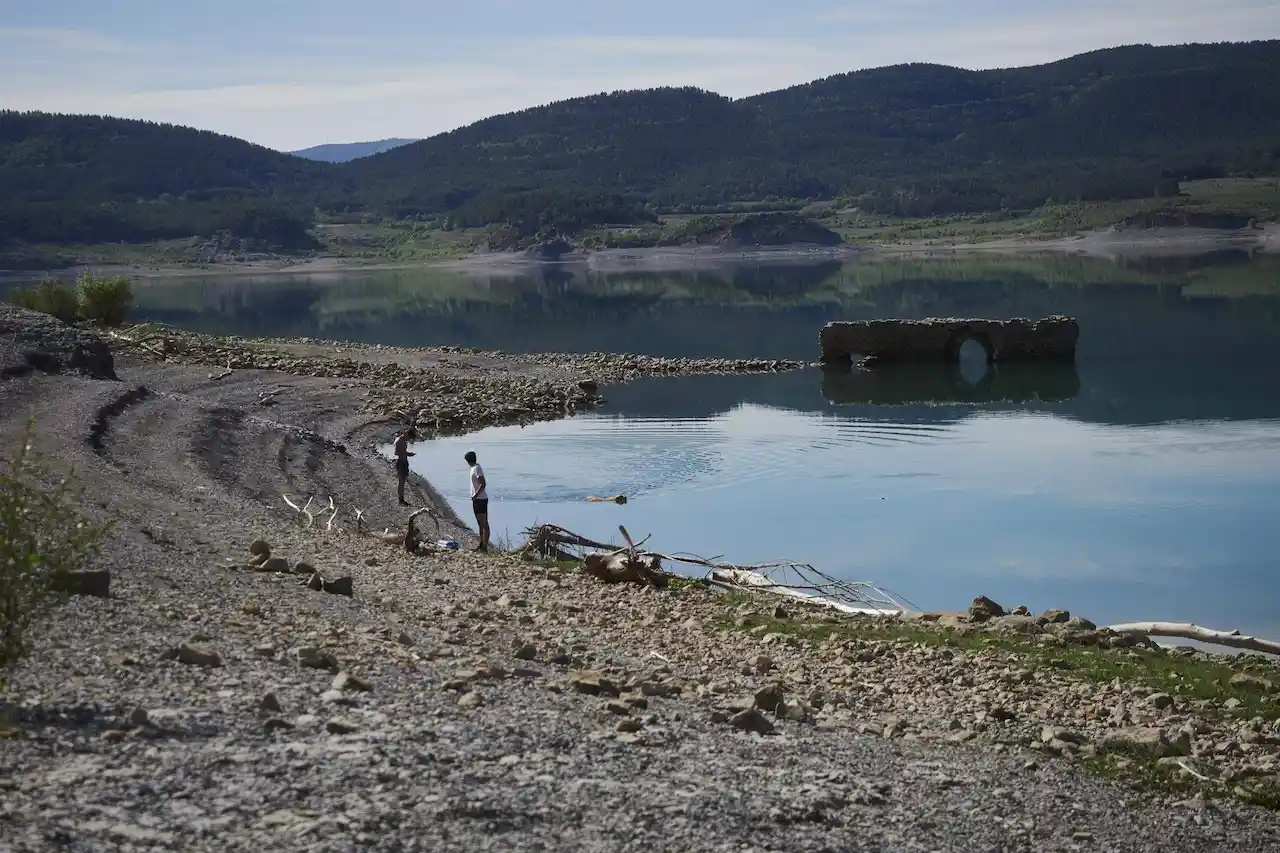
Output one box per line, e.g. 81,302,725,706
2,306,1278,853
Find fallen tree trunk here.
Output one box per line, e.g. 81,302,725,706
1107,622,1280,657
517,522,912,610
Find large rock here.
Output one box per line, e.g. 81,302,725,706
1230,673,1277,692
986,615,1041,635
52,569,111,598
331,671,372,693
0,305,117,380
819,316,1078,365
754,682,787,714
323,576,353,597
569,671,620,697
968,596,1005,623
296,647,339,671
728,708,776,735
1100,727,1187,758
163,643,222,668
260,557,290,573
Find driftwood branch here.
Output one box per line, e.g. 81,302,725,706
517,523,913,612
208,359,233,381
403,507,436,552
258,387,287,406
325,497,339,532
282,494,315,528
360,506,445,551
1107,622,1280,657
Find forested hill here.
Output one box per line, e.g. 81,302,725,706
2,39,1279,247
343,41,1280,214
1,112,326,203
0,112,331,247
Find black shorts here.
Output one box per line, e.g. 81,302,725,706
395,458,409,478
471,497,489,517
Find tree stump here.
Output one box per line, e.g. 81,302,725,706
583,552,668,588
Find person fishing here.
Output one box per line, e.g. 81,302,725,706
393,427,417,506
464,450,489,552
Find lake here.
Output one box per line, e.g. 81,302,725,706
126,252,1280,638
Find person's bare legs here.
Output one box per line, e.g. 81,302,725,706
474,512,490,552
397,470,408,506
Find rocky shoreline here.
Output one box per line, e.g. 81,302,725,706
1,311,1278,852
105,324,805,438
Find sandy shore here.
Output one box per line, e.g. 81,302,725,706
2,310,1279,851
3,224,1273,284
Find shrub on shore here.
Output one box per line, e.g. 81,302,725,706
0,420,105,685
75,273,134,327
6,279,80,324
4,272,134,327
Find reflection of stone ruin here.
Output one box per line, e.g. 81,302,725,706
818,316,1079,365
821,361,1081,406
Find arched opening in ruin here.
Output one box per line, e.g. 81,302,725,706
956,337,992,385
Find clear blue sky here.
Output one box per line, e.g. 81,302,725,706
3,0,1278,150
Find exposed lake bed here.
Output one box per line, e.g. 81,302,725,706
4,252,1280,844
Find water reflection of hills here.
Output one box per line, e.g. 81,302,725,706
132,256,1280,427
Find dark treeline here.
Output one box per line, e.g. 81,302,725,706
444,189,657,234
2,41,1279,245
0,199,319,249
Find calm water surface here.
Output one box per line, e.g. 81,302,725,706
129,253,1280,636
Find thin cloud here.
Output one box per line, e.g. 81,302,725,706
0,27,139,54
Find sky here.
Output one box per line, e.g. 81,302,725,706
3,0,1279,151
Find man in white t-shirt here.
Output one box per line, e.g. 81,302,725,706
464,450,489,552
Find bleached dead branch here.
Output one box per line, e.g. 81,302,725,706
258,387,287,406
208,359,233,381
1107,622,1280,657
282,494,315,528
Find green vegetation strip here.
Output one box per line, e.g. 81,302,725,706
714,593,1280,808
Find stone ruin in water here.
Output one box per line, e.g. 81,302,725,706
818,316,1079,366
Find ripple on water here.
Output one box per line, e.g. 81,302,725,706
445,408,960,502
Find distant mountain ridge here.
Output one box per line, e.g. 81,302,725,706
290,138,419,163
2,40,1279,249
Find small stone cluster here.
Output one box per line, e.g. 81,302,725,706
242,539,353,598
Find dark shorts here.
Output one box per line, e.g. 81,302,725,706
471,497,489,517
395,458,409,478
